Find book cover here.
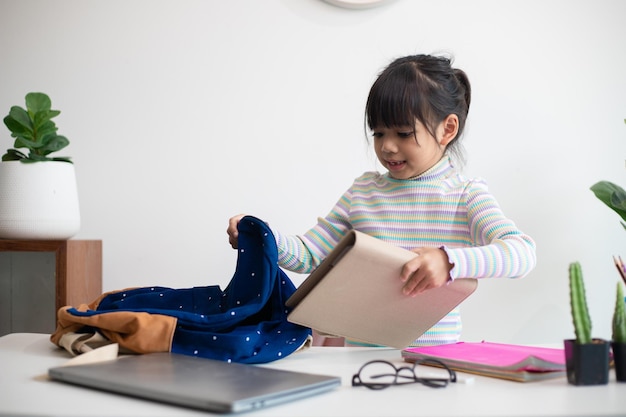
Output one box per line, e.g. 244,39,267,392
402,341,566,382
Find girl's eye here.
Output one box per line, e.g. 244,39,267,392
372,132,383,139
398,131,415,138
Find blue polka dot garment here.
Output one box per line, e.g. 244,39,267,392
84,216,312,364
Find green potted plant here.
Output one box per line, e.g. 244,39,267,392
591,174,626,382
0,92,80,240
564,261,610,385
589,118,626,382
613,281,626,382
2,92,72,163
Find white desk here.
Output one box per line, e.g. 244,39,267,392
1,333,624,417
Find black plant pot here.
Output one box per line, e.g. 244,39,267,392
563,339,610,386
612,341,626,382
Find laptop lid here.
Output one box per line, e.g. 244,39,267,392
286,230,478,348
48,352,340,414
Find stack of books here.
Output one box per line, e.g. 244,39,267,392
402,341,566,382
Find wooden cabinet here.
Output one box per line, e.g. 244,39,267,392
0,240,102,336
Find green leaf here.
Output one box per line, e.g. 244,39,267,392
51,156,72,163
27,153,49,161
1,148,27,161
4,107,33,134
14,136,42,149
36,120,59,141
590,181,626,223
25,92,52,113
33,110,59,132
40,135,69,154
4,120,31,141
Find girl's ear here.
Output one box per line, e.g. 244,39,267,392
439,114,459,146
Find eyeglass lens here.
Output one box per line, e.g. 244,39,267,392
358,360,401,388
353,359,455,389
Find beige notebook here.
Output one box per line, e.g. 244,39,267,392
286,230,478,348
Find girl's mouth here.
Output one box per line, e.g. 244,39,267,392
387,160,406,171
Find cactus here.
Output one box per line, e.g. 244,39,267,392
569,262,592,344
613,282,626,343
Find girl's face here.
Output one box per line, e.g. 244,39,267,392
373,119,447,180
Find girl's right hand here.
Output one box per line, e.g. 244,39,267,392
227,214,246,249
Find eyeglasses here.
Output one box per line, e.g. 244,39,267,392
352,359,457,390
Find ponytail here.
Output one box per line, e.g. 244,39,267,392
453,68,471,113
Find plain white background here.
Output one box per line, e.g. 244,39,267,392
0,0,624,344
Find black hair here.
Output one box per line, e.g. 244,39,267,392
365,54,471,162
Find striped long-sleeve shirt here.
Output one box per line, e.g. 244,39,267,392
273,156,537,346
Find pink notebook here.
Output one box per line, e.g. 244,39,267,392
402,341,565,382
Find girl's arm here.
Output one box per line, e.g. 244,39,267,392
399,182,536,296
444,183,537,280
273,192,354,274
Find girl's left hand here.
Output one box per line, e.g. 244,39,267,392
400,247,453,297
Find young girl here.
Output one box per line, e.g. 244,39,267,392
227,54,536,347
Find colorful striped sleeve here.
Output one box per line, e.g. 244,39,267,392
444,181,536,279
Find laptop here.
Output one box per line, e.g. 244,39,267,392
48,352,341,414
286,230,478,348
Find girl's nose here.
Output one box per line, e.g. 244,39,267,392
380,137,397,153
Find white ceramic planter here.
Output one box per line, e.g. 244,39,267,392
0,161,80,239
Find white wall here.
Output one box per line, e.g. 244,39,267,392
1,0,625,344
